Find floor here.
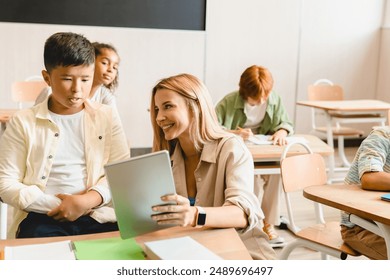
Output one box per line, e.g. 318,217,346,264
4,146,369,260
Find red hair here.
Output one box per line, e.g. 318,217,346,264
239,65,274,100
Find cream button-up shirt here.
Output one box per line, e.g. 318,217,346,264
0,97,130,238
171,135,277,260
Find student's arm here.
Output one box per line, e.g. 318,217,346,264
47,190,102,221
214,98,227,127
269,92,294,135
357,128,390,191
106,105,129,162
0,112,52,212
232,127,253,141
360,172,390,191
85,104,130,207
269,128,288,146
24,194,61,213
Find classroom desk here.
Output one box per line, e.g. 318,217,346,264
296,99,390,177
246,134,333,175
0,226,252,260
303,184,390,259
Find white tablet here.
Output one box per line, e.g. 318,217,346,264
104,150,176,239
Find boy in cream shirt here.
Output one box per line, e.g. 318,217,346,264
0,32,129,238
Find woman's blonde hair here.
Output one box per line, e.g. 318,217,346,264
150,73,227,153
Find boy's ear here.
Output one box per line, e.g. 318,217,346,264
41,70,51,87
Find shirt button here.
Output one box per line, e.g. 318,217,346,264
54,133,59,137
41,176,46,180
48,155,53,159
197,177,202,182
98,136,103,140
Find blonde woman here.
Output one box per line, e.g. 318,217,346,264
149,73,276,260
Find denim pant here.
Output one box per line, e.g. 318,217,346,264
16,212,118,238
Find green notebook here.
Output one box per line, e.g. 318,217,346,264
73,237,145,260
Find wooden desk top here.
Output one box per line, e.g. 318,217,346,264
296,99,390,112
247,134,333,161
304,184,390,226
0,226,252,260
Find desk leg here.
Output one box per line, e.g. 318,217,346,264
387,109,390,126
376,222,390,260
325,114,335,182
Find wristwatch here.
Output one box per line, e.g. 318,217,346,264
195,206,206,227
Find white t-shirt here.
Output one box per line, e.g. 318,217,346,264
25,110,87,213
45,110,87,195
243,101,267,133
89,86,117,108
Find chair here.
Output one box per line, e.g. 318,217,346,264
308,79,386,167
11,79,47,109
25,75,44,81
278,142,360,260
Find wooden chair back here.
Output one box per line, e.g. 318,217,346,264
308,79,344,101
281,153,327,193
11,80,47,109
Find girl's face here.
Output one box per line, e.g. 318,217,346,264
94,48,119,86
154,89,192,142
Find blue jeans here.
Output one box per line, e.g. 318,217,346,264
16,212,118,238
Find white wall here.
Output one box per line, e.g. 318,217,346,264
0,0,387,147
296,0,384,133
377,0,390,102
205,0,301,121
207,0,385,135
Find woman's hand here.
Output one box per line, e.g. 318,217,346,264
151,194,196,227
269,129,288,146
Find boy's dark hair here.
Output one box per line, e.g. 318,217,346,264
44,32,95,73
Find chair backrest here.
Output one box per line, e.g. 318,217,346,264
11,80,48,109
307,79,344,131
308,79,344,101
280,142,328,233
280,144,328,193
25,75,44,81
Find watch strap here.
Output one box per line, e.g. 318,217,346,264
195,206,206,227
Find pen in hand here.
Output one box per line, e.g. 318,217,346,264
236,126,253,140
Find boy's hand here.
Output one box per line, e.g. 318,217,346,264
235,127,253,140
47,194,90,222
269,129,288,146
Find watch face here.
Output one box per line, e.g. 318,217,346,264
197,213,206,225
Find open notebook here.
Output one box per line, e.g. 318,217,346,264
248,134,308,145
